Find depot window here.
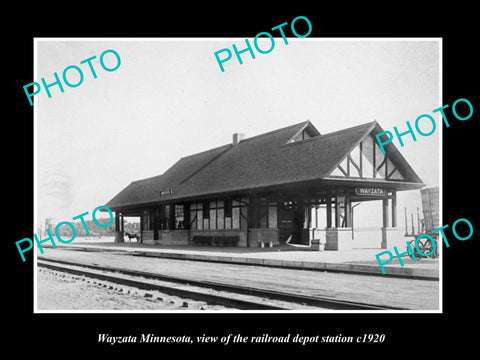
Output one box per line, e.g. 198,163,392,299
175,204,185,229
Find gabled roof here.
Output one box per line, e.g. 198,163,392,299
106,120,423,210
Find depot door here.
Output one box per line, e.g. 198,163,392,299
277,202,301,244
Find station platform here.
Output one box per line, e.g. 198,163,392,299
47,238,439,280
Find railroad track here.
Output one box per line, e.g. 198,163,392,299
37,257,403,310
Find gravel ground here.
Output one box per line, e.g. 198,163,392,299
36,267,229,311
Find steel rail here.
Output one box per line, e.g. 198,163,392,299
37,257,403,310
38,259,284,310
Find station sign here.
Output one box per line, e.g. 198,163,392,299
160,189,173,196
354,187,386,196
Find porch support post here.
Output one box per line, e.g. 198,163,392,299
381,198,389,249
391,192,397,227
247,195,256,247
159,205,165,230
335,195,340,228
382,198,389,228
115,212,120,231
114,212,124,243
326,194,332,228
153,208,159,241
248,195,258,228
345,196,352,227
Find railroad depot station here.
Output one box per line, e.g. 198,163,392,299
105,121,424,251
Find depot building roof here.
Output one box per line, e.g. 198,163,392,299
105,120,424,211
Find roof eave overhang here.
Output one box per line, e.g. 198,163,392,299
321,177,425,191
106,177,425,213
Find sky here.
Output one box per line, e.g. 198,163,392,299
35,38,441,229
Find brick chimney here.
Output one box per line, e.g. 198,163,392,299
232,132,245,145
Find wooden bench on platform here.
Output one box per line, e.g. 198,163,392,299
192,235,239,247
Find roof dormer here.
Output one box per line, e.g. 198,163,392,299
287,121,321,143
